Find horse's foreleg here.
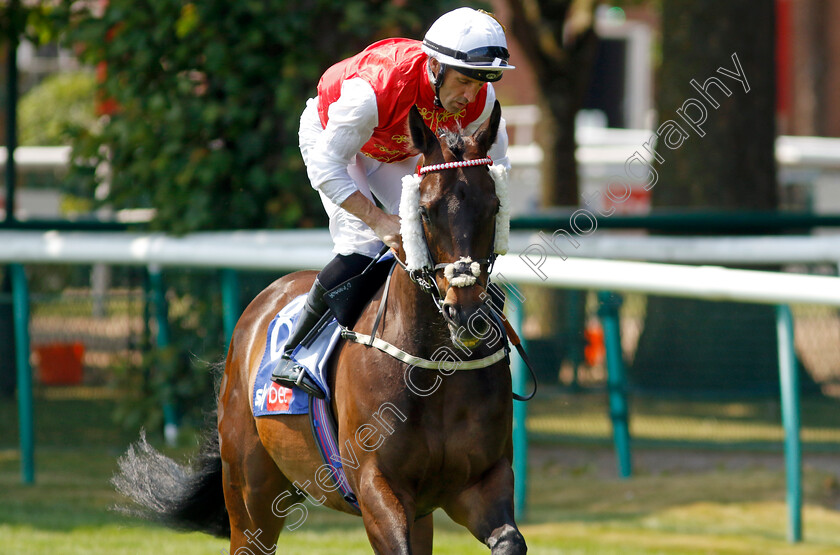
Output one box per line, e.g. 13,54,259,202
443,459,527,554
357,466,416,554
410,512,434,554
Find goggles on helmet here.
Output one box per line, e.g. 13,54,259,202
422,40,510,67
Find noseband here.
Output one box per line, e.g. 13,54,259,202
396,157,510,324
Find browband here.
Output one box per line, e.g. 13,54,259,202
418,157,493,175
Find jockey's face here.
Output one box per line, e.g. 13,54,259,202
430,58,485,114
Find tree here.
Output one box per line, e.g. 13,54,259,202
504,0,598,207
18,71,97,146
630,0,798,392
61,0,461,234
500,0,598,382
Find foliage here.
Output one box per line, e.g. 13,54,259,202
18,70,98,146
57,0,461,234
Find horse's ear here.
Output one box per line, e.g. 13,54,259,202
472,100,502,155
409,105,438,155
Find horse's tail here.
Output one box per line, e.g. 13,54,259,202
112,426,230,538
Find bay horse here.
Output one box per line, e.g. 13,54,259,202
114,101,527,554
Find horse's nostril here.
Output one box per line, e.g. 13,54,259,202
445,304,458,321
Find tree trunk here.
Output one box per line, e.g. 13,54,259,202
630,1,805,393
652,1,777,208
503,1,598,384
504,0,598,207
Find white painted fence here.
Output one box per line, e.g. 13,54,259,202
2,230,839,304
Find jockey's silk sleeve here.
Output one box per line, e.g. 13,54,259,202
306,78,379,206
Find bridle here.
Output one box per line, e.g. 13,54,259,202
342,155,536,400
394,156,498,327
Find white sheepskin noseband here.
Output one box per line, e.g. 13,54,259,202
398,163,511,272
444,257,482,287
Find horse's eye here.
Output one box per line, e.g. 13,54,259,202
419,206,431,223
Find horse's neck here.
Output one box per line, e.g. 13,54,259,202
381,268,449,354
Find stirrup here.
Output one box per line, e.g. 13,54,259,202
271,356,326,399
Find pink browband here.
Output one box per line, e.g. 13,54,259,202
417,157,493,175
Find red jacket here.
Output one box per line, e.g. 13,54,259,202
317,38,489,163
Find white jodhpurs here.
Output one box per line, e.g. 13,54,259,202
298,98,420,257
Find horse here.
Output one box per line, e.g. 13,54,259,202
113,100,527,554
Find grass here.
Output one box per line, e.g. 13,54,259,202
529,389,840,450
2,386,840,554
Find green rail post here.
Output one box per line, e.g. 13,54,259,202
507,291,528,520
221,269,240,347
598,291,632,479
776,304,802,543
566,289,582,390
11,263,34,484
148,265,178,445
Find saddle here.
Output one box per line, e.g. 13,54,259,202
323,250,396,328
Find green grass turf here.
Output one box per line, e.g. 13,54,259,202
2,387,839,553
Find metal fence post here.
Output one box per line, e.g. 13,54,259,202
11,263,34,484
507,291,528,520
566,289,583,390
221,269,240,347
598,291,632,479
776,304,802,543
148,265,178,445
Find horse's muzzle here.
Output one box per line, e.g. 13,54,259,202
443,289,494,350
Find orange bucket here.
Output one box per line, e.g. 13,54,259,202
583,322,605,367
35,342,85,385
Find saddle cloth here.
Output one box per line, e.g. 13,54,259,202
252,294,343,416
251,293,361,512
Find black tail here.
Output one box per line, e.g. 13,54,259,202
112,428,230,538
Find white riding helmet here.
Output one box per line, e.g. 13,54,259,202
422,7,515,83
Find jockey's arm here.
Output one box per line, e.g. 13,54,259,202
305,78,401,247
339,191,402,251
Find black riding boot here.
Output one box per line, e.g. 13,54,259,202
270,279,329,398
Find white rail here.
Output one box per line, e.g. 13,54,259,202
494,255,840,307
4,129,840,171
2,229,839,306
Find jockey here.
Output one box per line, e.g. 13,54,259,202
271,7,515,398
